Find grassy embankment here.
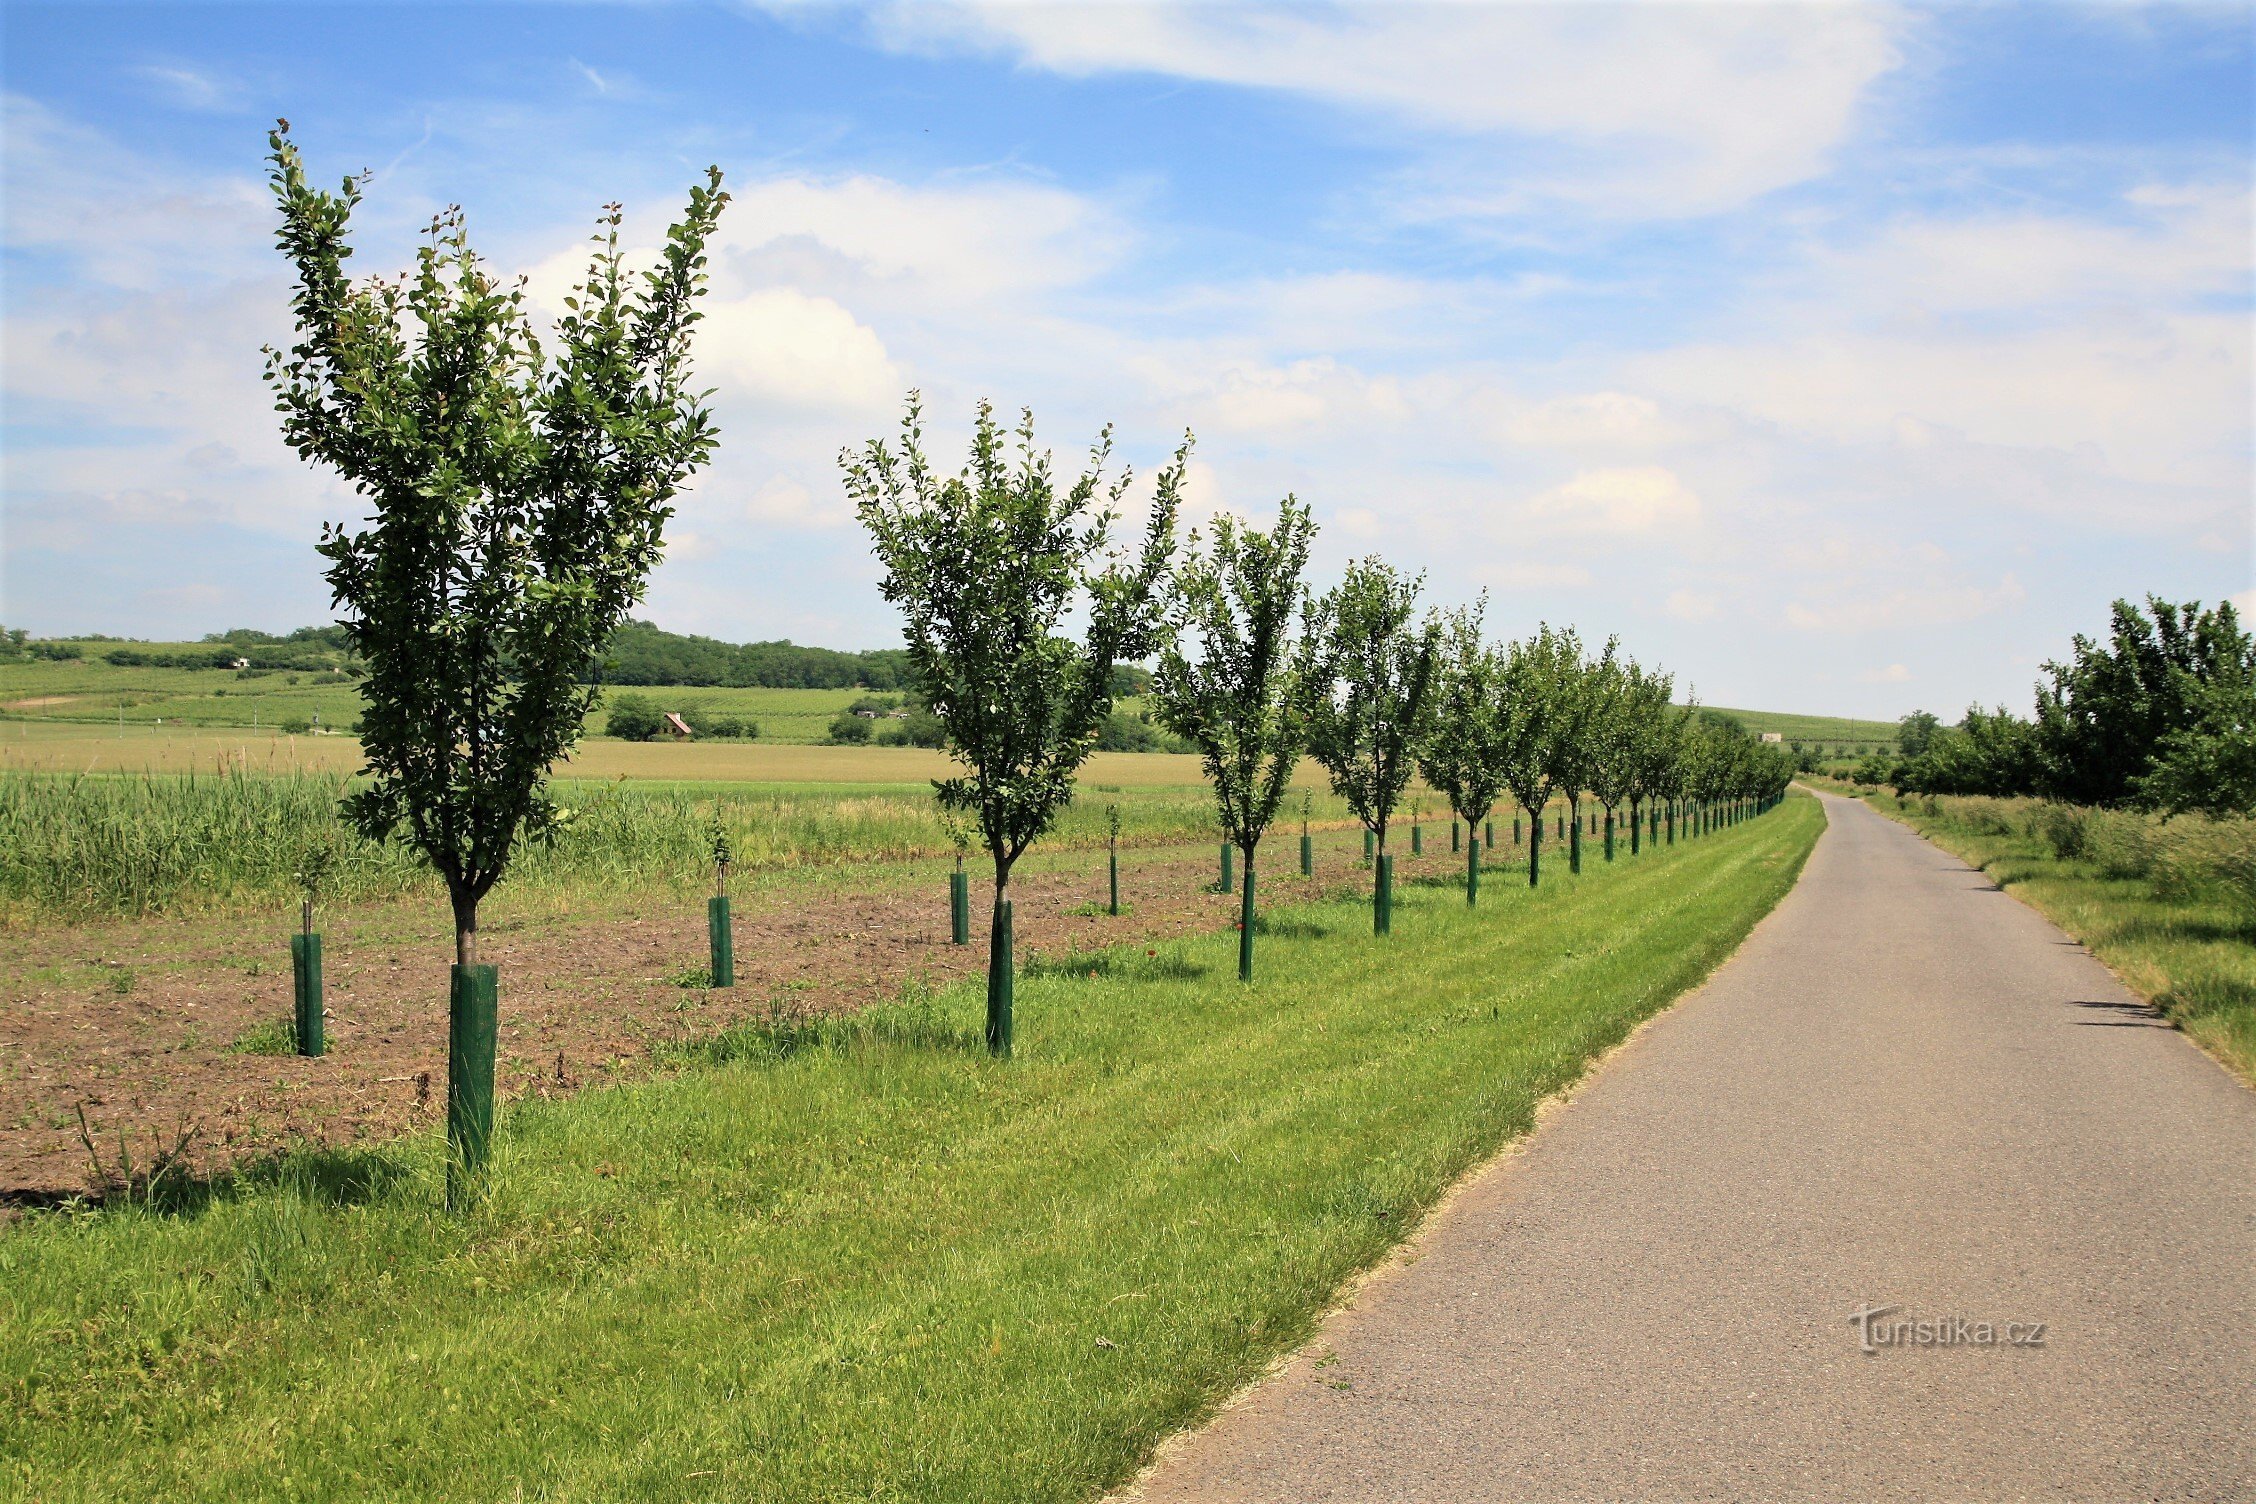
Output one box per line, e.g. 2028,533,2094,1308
1832,785,2255,1084
1,795,1821,1503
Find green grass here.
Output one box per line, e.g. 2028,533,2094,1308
0,796,1821,1503
4,654,1898,752
0,657,871,743
1707,706,1896,750
1835,787,2256,1084
0,769,1361,922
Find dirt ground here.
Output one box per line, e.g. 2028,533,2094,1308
1,825,1497,1203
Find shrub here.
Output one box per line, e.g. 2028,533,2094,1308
2029,802,2091,861
606,693,665,742
278,716,313,736
827,711,873,744
2083,809,2161,881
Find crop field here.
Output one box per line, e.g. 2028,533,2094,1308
0,764,1373,923
2,655,1897,750
0,793,1822,1502
0,657,867,743
0,719,1240,785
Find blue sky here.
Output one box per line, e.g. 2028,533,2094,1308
3,1,2249,718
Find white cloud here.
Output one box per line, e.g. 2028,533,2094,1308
697,289,903,414
1813,182,2249,316
1525,466,1701,536
1497,391,1690,452
718,172,1130,301
1665,590,1722,623
1784,576,2028,634
1479,560,1594,591
870,2,1907,215
1861,663,1914,684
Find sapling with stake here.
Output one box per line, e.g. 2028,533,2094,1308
264,125,728,1206
289,829,338,1057
1151,495,1328,981
707,806,735,988
1416,598,1513,905
1308,557,1440,936
847,397,1183,1054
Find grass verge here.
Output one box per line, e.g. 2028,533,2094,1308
1833,786,2255,1085
2,797,1822,1502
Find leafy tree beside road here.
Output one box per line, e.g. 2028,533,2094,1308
1151,497,1328,979
1417,599,1512,902
846,397,1184,1054
1308,559,1440,933
265,125,729,1205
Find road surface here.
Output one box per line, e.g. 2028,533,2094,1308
1126,792,2255,1502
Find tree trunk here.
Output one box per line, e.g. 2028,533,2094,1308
1528,811,1542,887
987,856,1016,1057
1238,841,1257,982
445,884,495,1213
453,889,479,969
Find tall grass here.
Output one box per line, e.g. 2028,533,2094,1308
0,796,1822,1503
0,770,1346,922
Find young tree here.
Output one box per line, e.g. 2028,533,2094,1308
1495,625,1578,886
846,398,1183,1054
264,126,727,1206
1582,655,1636,861
1151,497,1328,980
1614,663,1678,855
1307,559,1440,934
1541,635,1616,874
1416,598,1511,903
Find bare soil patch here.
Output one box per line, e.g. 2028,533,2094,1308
0,827,1488,1201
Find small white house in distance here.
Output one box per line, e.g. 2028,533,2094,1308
1760,732,1784,743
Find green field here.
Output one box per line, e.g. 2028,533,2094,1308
0,655,863,743
0,794,1821,1503
0,764,1362,922
1,652,1897,750
1706,706,1896,750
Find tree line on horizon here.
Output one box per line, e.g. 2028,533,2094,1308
1853,596,2254,819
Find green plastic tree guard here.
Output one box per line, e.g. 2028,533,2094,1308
988,899,1014,1058
1451,820,1461,853
1108,844,1120,916
1220,841,1234,894
1512,815,1520,845
1375,853,1393,935
1570,814,1582,874
1300,831,1314,877
1604,811,1616,861
446,964,498,1212
1528,823,1542,886
289,931,324,1058
1238,860,1256,982
950,869,970,945
1556,813,1565,841
1412,822,1423,855
1364,828,1375,862
1486,819,1496,850
708,895,735,988
1466,837,1481,905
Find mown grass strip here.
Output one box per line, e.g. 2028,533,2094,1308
2,796,1822,1503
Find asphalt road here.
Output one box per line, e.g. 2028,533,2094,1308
1125,792,2256,1503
